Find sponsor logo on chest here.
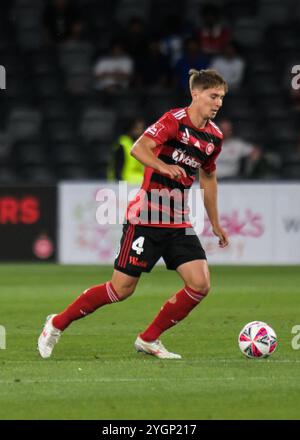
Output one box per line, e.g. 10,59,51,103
172,149,201,169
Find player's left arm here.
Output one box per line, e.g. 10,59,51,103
199,169,229,248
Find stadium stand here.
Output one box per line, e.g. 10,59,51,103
0,0,299,181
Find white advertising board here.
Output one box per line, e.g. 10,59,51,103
59,182,300,265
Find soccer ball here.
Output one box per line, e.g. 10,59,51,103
238,321,278,358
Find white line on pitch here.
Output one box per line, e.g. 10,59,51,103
0,377,236,384
2,359,300,364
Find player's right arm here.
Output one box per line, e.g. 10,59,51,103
131,113,187,180
131,136,187,180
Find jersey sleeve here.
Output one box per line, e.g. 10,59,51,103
201,143,222,174
143,112,178,145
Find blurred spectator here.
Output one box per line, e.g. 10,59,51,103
175,38,210,91
93,41,134,91
123,17,149,66
62,20,88,47
160,14,184,67
217,119,263,179
60,20,93,65
135,38,171,89
60,21,93,95
108,118,145,183
210,42,245,90
43,0,81,44
195,4,231,55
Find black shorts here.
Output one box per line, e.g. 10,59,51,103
114,224,207,277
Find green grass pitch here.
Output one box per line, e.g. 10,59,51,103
0,264,300,420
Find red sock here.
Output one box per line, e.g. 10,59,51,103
140,286,206,342
52,282,119,331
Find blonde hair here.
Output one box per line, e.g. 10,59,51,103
189,69,228,93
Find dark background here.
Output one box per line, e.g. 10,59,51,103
0,0,299,182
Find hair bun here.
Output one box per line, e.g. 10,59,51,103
188,69,199,76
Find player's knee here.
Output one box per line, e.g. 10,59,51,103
188,278,210,296
111,282,136,301
119,286,136,300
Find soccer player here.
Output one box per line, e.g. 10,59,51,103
38,69,229,359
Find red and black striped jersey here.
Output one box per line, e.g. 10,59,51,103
126,107,223,228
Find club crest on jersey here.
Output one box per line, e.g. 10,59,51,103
205,142,215,155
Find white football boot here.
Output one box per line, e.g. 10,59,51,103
134,336,182,359
38,314,62,359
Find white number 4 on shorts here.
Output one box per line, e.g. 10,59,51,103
132,237,145,255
